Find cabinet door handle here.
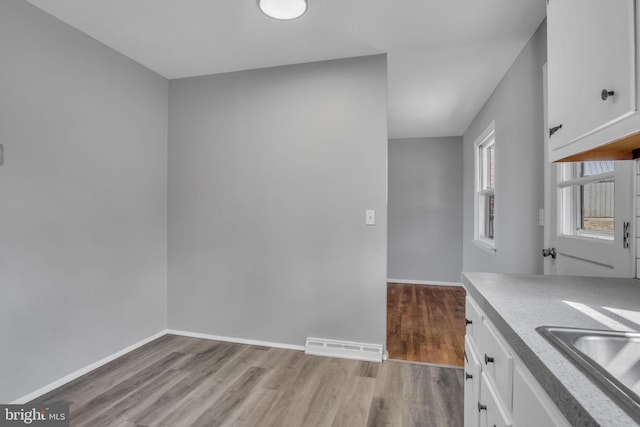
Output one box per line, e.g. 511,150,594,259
478,402,487,412
465,318,472,325
549,124,563,137
465,372,473,380
484,354,495,364
601,89,615,101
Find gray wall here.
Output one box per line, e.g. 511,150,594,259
462,20,547,274
0,0,168,402
168,55,388,347
388,137,463,282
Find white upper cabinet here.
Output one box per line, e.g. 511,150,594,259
547,0,638,161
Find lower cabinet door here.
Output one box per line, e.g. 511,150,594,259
479,373,512,427
478,320,514,410
466,296,485,345
512,366,570,427
464,336,482,427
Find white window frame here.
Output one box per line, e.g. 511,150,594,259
558,162,615,241
473,122,496,253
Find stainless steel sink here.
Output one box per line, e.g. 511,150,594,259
537,326,640,422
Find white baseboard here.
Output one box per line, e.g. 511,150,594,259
387,278,463,287
166,329,306,352
11,329,357,404
10,330,169,404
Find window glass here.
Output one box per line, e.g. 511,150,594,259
484,193,495,239
474,123,496,250
579,179,614,234
560,161,614,239
486,144,495,189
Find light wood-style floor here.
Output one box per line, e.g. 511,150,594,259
387,283,466,366
31,335,463,427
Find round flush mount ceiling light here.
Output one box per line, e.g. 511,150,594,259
258,0,308,20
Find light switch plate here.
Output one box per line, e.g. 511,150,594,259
366,209,375,226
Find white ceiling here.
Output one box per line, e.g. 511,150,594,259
24,0,546,138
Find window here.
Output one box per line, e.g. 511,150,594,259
474,123,496,251
558,161,614,240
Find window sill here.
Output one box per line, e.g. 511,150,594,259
473,239,497,254
574,231,614,242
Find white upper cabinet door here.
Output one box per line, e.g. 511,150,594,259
548,0,636,151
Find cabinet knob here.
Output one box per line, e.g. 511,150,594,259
465,372,473,380
484,354,495,364
465,318,472,325
478,402,487,412
601,89,615,101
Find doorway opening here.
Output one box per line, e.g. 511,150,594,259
386,282,466,366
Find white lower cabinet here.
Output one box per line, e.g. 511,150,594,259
465,295,484,345
512,366,570,427
465,296,570,427
477,320,514,410
464,336,481,427
479,372,512,427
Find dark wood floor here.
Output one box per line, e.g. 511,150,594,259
31,334,463,427
387,283,466,366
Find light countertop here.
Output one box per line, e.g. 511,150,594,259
462,272,640,427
